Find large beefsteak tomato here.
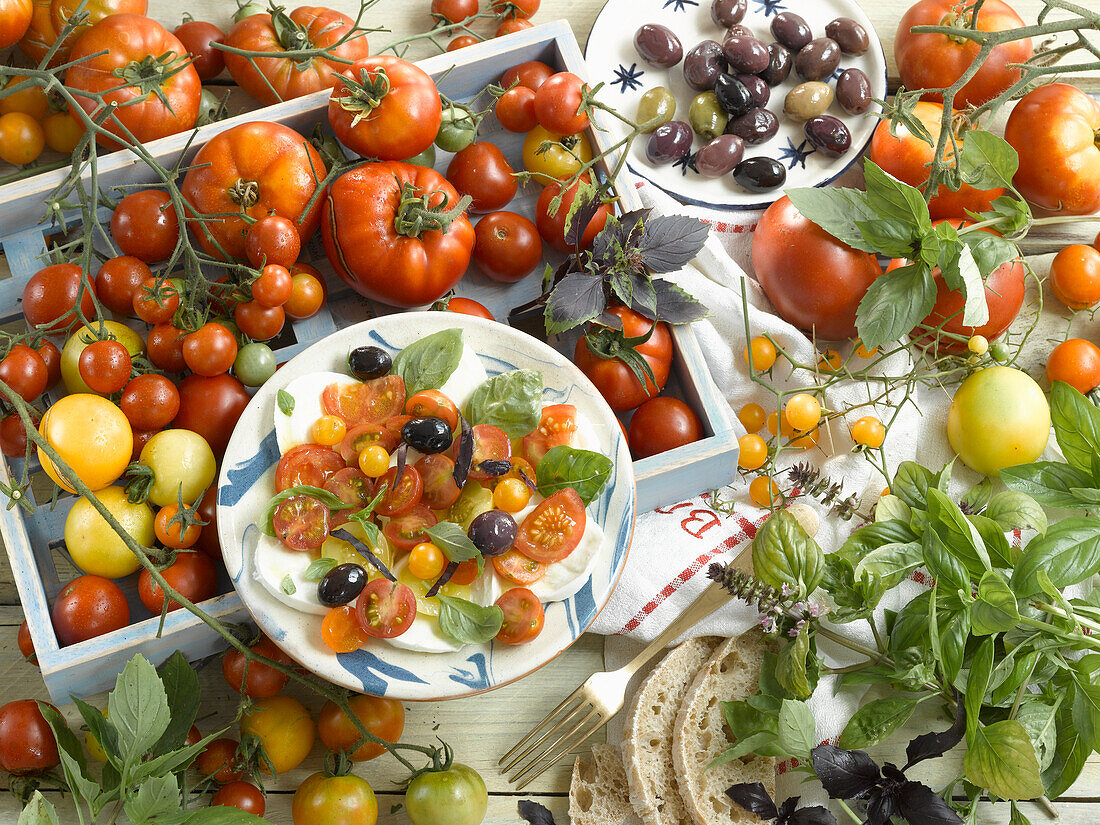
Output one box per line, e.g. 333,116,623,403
223,6,371,105
66,14,200,149
181,122,327,260
322,161,474,307
1004,83,1100,216
751,196,882,341
19,0,146,66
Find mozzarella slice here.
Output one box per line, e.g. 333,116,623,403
254,534,328,616
438,343,489,410
274,371,359,453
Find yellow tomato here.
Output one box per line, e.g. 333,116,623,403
64,486,153,578
39,394,132,493
947,366,1050,476
137,429,216,507
42,111,83,154
61,321,146,395
240,695,315,775
0,76,48,120
522,124,592,184
318,522,395,579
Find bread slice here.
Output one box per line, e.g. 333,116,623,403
570,743,643,825
621,636,722,825
673,629,775,825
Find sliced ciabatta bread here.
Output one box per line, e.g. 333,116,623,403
673,629,775,825
621,636,722,825
570,743,643,825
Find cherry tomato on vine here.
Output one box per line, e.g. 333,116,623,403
405,764,487,825
0,112,44,165
0,344,48,401
111,190,180,263
628,397,704,460
0,415,33,458
523,125,593,184
235,300,286,341
17,619,36,665
211,781,265,815
573,306,672,411
77,340,131,395
495,86,537,132
738,403,765,433
1049,243,1100,310
285,264,327,320
173,18,226,82
536,175,609,254
749,475,781,507
431,0,478,23
42,110,83,154
852,416,886,448
39,394,133,493
22,263,95,334
492,0,539,16
121,374,180,431
784,393,821,432
317,695,405,761
293,772,378,825
1047,338,1100,395
132,277,180,325
0,1,31,53
473,211,542,282
535,72,589,135
738,434,767,470
432,295,495,320
184,322,238,376
223,636,292,698
446,142,517,213
496,18,533,36
246,217,301,269
153,504,202,549
234,342,277,387
138,550,217,613
51,575,130,646
147,324,188,373
95,255,152,316
196,737,244,784
0,75,47,119
448,34,479,50
0,700,59,776
495,587,544,644
241,695,316,775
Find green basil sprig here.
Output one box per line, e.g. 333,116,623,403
425,522,484,576
390,328,464,396
437,595,503,645
535,445,612,505
465,369,543,438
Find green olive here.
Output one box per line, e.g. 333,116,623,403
783,82,834,122
636,87,676,134
688,91,728,142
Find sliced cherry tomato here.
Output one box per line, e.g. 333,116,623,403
464,424,511,481
449,558,480,586
382,504,438,551
323,467,375,525
275,444,345,492
495,587,545,644
492,549,547,585
354,578,416,638
514,488,586,563
322,375,406,426
321,604,370,653
522,404,578,467
272,495,331,550
375,466,423,517
414,453,461,510
336,421,402,464
405,390,459,433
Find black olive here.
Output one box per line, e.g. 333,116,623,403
402,417,453,454
468,510,518,557
347,346,392,380
318,563,368,607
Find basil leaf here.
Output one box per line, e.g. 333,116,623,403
1042,705,1088,799
635,213,709,273
784,186,880,253
855,218,918,259
304,557,339,582
437,595,503,645
967,233,1018,279
863,160,933,234
1016,699,1058,772
652,278,709,324
974,194,1032,236
277,389,294,416
465,369,543,438
1050,381,1100,474
535,446,612,505
921,528,969,591
892,461,937,509
966,639,994,739
425,522,483,574
963,720,1043,800
259,485,352,536
838,695,920,750
752,510,825,598
280,574,296,595
985,490,1047,535
971,570,1020,636
926,488,990,576
1011,516,1100,597
776,699,816,761
390,328,463,397
853,541,922,589
1000,461,1096,509
107,656,171,770
545,271,607,335
958,130,1019,191
855,262,937,350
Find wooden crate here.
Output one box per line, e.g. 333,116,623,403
0,20,739,702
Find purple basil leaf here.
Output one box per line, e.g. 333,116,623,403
394,442,408,488
564,187,603,250
865,787,899,825
776,796,800,823
787,806,838,825
545,271,608,335
725,782,779,820
904,691,965,768
652,278,709,324
517,467,538,493
636,214,709,273
811,745,881,800
897,781,964,825
629,270,658,318
518,800,556,825
453,413,473,488
331,528,396,582
476,459,512,477
425,560,458,598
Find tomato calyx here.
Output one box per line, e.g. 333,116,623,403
112,53,194,100
228,177,262,210
393,180,473,238
269,5,316,61
122,462,156,504
332,67,393,124
583,324,659,392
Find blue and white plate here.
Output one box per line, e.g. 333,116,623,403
216,312,636,700
585,0,888,210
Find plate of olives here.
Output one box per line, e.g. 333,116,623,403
585,0,888,210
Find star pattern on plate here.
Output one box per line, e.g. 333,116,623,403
611,63,645,93
672,151,699,176
751,0,786,16
830,65,846,82
778,137,815,169
662,0,699,11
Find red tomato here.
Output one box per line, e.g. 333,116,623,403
431,0,477,22
536,177,610,254
234,301,286,341
275,444,345,491
0,0,32,50
0,414,33,458
895,0,1032,109
628,396,704,459
322,375,406,427
77,339,131,395
574,307,672,411
51,575,130,646
252,265,295,308
337,421,402,463
383,504,438,551
66,15,201,148
492,0,539,16
322,161,475,307
447,35,479,51
446,142,517,213
406,390,459,433
1049,244,1100,310
138,551,218,613
1004,83,1100,216
495,587,544,644
172,372,250,457
247,220,301,271
473,211,542,283
869,101,1004,221
355,579,416,638
223,6,370,105
132,277,180,325
433,295,495,319
329,55,442,161
495,86,537,133
496,18,533,36
17,619,36,665
1047,339,1100,395
112,190,181,263
22,263,96,333
184,322,237,376
148,324,188,373
752,195,883,340
120,374,180,431
181,121,327,260
273,495,331,550
515,489,586,563
0,344,47,401
212,782,265,815
95,255,151,314
465,424,511,481
375,466,424,517
317,695,404,761
500,60,554,91
173,18,226,82
23,0,149,65
196,737,244,783
194,486,221,560
414,454,461,510
535,72,589,135
36,340,60,391
492,549,547,585
323,467,375,525
522,405,578,467
155,503,201,549
0,700,59,776
222,636,292,698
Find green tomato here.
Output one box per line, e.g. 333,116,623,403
139,429,217,507
447,484,493,530
405,763,487,825
234,342,276,387
435,106,478,153
233,1,266,22
406,144,437,168
947,366,1050,476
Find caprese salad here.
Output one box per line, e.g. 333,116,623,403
253,328,612,655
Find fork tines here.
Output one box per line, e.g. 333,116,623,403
499,685,605,788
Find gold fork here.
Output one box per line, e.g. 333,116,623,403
499,578,732,788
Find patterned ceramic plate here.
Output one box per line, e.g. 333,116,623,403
585,0,888,210
216,312,636,700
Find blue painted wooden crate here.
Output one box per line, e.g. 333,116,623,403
0,20,740,703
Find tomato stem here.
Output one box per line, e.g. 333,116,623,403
393,180,473,238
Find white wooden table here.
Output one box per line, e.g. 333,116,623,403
0,0,1098,822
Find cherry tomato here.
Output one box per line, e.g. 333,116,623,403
323,467,374,524
38,394,133,493
17,619,36,665
323,375,406,427
0,74,47,119
154,503,201,549
408,542,447,580
749,475,781,507
1047,338,1100,395
738,434,767,470
293,772,377,825
495,86,537,132
492,0,539,16
42,110,83,153
521,404,577,467
405,764,487,825
184,322,238,376
415,454,462,510
22,262,96,333
246,217,301,269
77,339,131,395
234,300,286,341
628,397,704,460
383,504,439,551
495,587,544,644
852,416,886,448
0,112,44,165
194,486,221,560
211,781,264,815
433,295,495,319
132,277,180,325
496,17,533,36
285,264,327,320
523,125,593,184
536,176,609,254
222,636,292,698
273,495,331,550
534,72,589,135
1049,243,1100,310
405,390,459,432
111,190,180,263
321,604,371,653
738,403,766,432
0,344,47,401
174,18,226,82
95,256,151,315
446,142,517,214
276,444,345,491
464,424,511,481
313,415,349,447
51,575,130,646
473,211,542,283
318,695,405,761
0,700,59,776
196,737,244,784
355,578,417,638
147,324,187,372
138,550,217,613
432,0,478,22
35,340,60,392
375,466,424,517
492,548,547,584
574,307,672,411
173,372,251,457
501,60,554,91
0,414,32,458
447,34,479,51
120,374,180,431
514,488,585,563
784,393,821,432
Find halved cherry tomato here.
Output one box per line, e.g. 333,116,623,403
522,404,578,467
322,375,406,426
322,604,370,653
355,579,416,638
375,466,423,517
323,467,375,525
273,495,331,550
336,421,403,463
465,424,511,481
414,453,461,510
495,587,545,644
275,444,345,492
492,549,547,585
449,559,481,586
382,504,438,551
405,390,459,433
514,488,586,563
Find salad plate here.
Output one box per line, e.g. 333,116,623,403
584,0,888,211
217,312,636,700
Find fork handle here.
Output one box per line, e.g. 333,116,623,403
616,579,734,678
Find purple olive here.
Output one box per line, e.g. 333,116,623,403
733,156,786,192
683,40,727,91
795,38,842,81
634,24,684,69
770,12,812,52
735,74,771,108
646,120,693,165
724,107,778,145
722,35,770,74
759,42,792,86
695,134,744,177
804,115,852,158
711,0,747,27
836,68,873,115
724,24,753,39
825,17,870,56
